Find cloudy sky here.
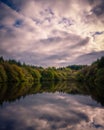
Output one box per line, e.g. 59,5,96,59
0,0,104,67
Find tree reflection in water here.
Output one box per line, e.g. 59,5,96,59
0,81,104,106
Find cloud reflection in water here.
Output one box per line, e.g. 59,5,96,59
0,93,104,130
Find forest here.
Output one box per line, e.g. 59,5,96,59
0,56,104,88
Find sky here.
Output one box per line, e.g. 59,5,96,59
0,0,104,67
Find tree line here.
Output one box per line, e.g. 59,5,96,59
0,56,104,86
0,56,75,82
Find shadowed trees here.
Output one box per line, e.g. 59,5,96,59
76,56,104,87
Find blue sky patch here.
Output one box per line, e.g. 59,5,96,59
0,0,19,11
13,19,23,27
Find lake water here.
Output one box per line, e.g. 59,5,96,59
0,82,104,130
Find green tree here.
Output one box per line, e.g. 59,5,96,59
3,63,20,82
0,64,7,82
97,56,104,68
41,70,54,81
25,67,41,81
12,64,25,81
0,56,4,63
95,68,104,85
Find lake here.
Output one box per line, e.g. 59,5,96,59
0,82,104,130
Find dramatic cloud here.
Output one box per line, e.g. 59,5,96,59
0,0,104,66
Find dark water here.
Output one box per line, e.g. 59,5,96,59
0,82,104,130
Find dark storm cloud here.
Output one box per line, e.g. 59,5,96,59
40,8,54,17
91,0,104,16
91,31,104,39
58,17,74,27
95,31,104,35
46,53,69,61
39,37,62,44
84,0,104,25
73,51,104,65
77,37,90,46
51,30,72,37
84,0,102,5
70,37,90,49
0,48,11,59
0,49,49,66
87,0,96,5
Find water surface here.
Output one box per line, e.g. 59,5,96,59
0,82,104,130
